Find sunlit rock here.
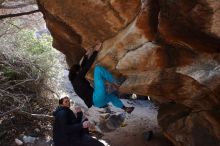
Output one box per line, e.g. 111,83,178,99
37,0,220,145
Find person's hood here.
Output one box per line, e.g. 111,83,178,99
53,106,68,116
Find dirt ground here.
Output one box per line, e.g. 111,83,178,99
84,99,174,146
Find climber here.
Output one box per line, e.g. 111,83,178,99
69,42,102,108
69,42,134,113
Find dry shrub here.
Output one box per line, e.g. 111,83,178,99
0,29,63,145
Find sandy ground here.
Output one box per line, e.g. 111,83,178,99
97,99,173,146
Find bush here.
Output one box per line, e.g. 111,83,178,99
0,29,63,145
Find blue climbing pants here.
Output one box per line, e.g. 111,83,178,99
93,65,124,108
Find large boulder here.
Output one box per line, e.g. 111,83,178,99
37,0,220,145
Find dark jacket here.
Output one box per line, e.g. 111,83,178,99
69,51,98,108
53,106,84,146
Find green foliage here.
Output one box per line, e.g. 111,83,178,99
0,28,63,145
0,27,63,105
16,30,52,55
13,29,62,84
0,65,17,79
0,13,63,146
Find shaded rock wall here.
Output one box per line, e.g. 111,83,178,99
37,0,220,146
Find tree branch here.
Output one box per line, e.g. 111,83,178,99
0,108,53,120
3,79,35,91
0,9,40,20
18,111,53,119
0,104,24,118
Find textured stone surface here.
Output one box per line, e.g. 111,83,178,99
37,0,141,64
37,0,220,145
158,0,220,54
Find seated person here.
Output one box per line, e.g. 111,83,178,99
53,96,104,146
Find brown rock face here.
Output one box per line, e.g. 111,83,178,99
37,0,141,64
37,0,220,145
158,0,220,54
